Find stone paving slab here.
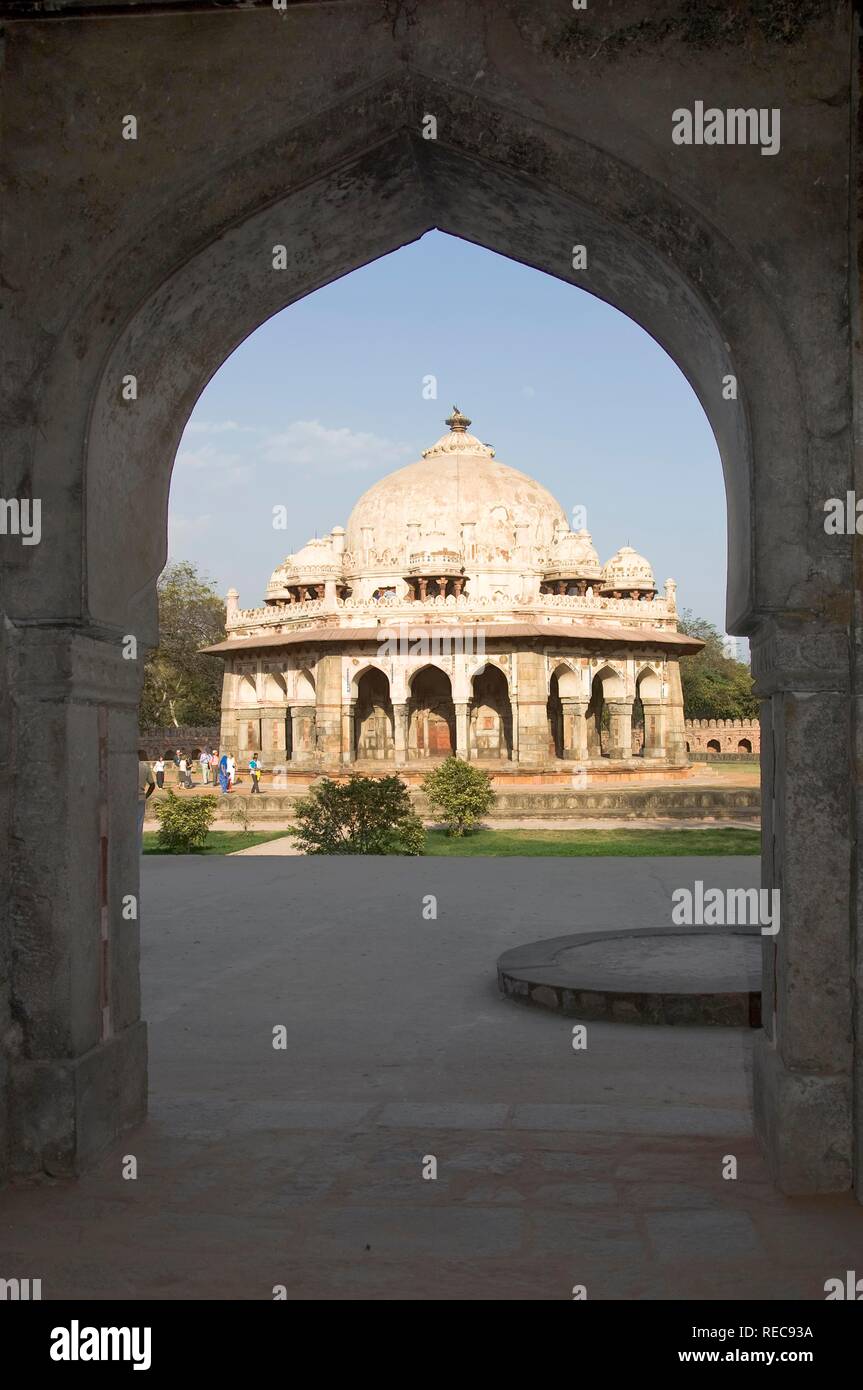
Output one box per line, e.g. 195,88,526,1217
0,855,860,1300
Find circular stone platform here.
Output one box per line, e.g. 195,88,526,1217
497,928,762,1027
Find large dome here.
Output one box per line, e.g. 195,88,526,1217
343,408,569,573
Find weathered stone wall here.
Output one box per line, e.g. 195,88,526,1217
0,0,858,1195
685,718,761,755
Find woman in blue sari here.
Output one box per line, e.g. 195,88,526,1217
218,753,230,794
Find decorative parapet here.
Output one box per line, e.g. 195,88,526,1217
224,590,679,635
684,718,760,729
684,716,761,755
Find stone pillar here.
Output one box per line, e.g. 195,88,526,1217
5,629,147,1176
341,703,356,765
751,622,853,1194
605,701,633,759
291,705,317,765
393,702,408,764
314,653,342,765
259,706,287,760
664,660,688,765
514,651,549,765
640,699,666,758
455,702,469,760
560,697,588,760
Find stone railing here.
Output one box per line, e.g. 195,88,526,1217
226,590,676,633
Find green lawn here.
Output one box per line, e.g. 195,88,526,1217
423,827,761,857
142,830,289,855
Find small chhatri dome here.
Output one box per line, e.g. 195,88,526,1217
601,544,656,594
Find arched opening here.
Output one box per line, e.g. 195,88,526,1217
707,738,721,754
738,738,753,754
469,664,512,761
354,667,394,763
635,668,663,759
408,666,455,759
586,666,626,759
547,663,584,761
9,33,853,1217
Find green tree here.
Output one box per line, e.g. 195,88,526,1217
153,791,218,853
139,561,226,729
421,756,496,837
677,610,758,720
288,774,425,855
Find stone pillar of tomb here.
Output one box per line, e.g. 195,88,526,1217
290,705,317,764
313,653,342,764
259,706,287,761
455,703,470,760
341,703,356,764
640,699,666,758
605,700,633,759
663,660,688,764
560,697,589,760
514,651,550,764
393,702,408,763
418,578,428,601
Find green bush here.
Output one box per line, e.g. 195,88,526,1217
153,790,218,853
421,756,495,836
288,774,425,855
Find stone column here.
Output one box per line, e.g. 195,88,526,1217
393,702,408,764
514,652,549,765
605,700,633,759
4,629,147,1176
560,697,589,760
341,703,356,765
291,705,316,765
640,699,666,758
663,660,688,765
455,702,470,760
751,622,853,1194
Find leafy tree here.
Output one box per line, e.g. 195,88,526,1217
140,562,226,729
421,756,496,836
153,791,218,853
677,610,758,720
288,774,425,855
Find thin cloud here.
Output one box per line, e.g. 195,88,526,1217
259,420,408,473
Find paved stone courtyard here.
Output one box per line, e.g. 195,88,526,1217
2,857,861,1300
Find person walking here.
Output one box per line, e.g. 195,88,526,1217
137,749,155,849
199,747,211,784
218,752,230,794
249,753,262,793
153,755,165,790
209,748,220,785
226,754,236,790
178,753,192,789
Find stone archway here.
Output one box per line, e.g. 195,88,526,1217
408,666,456,758
469,664,512,761
0,3,857,1197
354,667,394,762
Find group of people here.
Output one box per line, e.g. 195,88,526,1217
148,749,265,795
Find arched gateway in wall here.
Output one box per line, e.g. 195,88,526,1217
0,1,859,1202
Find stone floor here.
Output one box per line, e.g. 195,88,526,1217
1,856,859,1300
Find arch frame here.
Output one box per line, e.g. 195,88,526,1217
0,12,857,1198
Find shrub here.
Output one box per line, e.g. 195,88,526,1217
421,756,495,836
288,774,425,855
153,790,218,853
227,796,253,835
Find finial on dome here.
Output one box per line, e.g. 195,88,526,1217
446,406,471,433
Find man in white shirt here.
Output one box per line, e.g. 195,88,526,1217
199,748,211,784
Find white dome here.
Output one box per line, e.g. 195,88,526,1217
544,527,602,580
601,545,656,593
343,408,568,575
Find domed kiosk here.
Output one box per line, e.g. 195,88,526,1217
205,409,703,778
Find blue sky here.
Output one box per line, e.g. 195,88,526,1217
170,230,733,638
